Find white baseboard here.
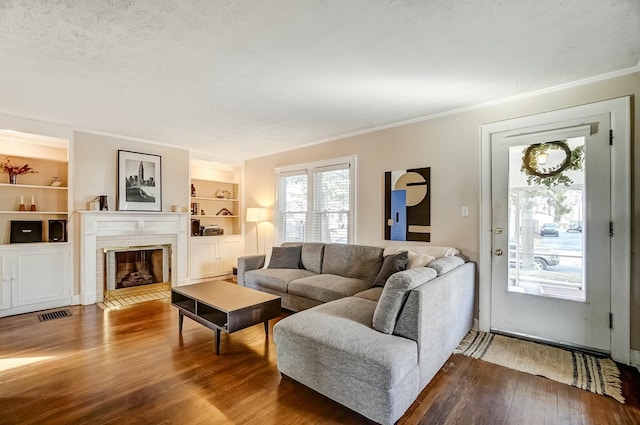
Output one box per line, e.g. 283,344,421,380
631,349,640,372
71,295,81,305
473,318,479,330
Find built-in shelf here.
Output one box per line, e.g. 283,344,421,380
190,164,240,245
189,234,241,238
0,210,68,215
0,241,71,247
0,130,73,316
191,196,238,202
0,183,68,190
190,215,238,218
76,210,190,215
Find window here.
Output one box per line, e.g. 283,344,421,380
277,171,308,243
275,156,355,245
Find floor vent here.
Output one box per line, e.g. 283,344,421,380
38,309,71,322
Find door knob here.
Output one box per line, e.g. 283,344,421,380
494,249,503,256
495,227,503,234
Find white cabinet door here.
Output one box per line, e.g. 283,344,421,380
0,250,10,310
11,245,70,307
219,236,241,275
189,237,221,279
188,235,242,280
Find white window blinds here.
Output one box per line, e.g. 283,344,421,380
311,164,350,243
275,157,354,245
275,170,308,245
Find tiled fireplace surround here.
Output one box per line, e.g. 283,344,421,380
79,211,189,305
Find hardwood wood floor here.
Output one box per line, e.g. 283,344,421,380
1,300,639,424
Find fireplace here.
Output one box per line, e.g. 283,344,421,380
79,211,188,306
104,244,171,299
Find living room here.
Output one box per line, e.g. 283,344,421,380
1,1,640,424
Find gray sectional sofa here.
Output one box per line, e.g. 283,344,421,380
238,242,386,311
237,242,475,425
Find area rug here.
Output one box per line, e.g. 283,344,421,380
455,329,624,403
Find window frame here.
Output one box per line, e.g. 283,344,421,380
274,155,356,245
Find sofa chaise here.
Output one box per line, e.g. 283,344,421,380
236,242,475,425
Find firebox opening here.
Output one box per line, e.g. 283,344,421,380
104,244,171,300
115,249,163,289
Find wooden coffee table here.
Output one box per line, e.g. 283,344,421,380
171,280,281,354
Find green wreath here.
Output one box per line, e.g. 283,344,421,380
521,141,584,188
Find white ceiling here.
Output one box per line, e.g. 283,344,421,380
0,0,639,163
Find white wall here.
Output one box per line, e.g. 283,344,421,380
244,71,640,349
73,131,190,211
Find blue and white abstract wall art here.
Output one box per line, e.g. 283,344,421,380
384,167,430,241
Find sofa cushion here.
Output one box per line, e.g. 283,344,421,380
353,287,384,302
273,297,418,389
373,251,408,287
283,242,325,273
427,256,465,275
267,245,302,269
288,274,372,303
322,244,384,282
373,267,438,334
244,268,317,292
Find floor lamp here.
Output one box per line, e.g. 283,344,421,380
246,208,268,254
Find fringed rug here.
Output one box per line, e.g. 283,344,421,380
455,330,624,403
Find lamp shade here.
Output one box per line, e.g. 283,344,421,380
246,207,271,223
246,208,260,223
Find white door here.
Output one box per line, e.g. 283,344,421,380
490,114,611,351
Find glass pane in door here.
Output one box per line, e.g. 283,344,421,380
507,137,586,301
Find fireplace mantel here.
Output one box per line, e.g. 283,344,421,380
79,211,189,305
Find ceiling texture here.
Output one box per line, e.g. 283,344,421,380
0,0,639,163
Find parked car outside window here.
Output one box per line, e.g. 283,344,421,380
567,221,583,232
509,243,560,271
540,222,559,237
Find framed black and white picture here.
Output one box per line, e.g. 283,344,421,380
117,150,162,211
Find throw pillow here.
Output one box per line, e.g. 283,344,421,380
267,245,302,269
261,246,273,269
372,251,409,287
406,251,436,269
426,256,465,275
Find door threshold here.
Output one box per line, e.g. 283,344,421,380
490,328,610,358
